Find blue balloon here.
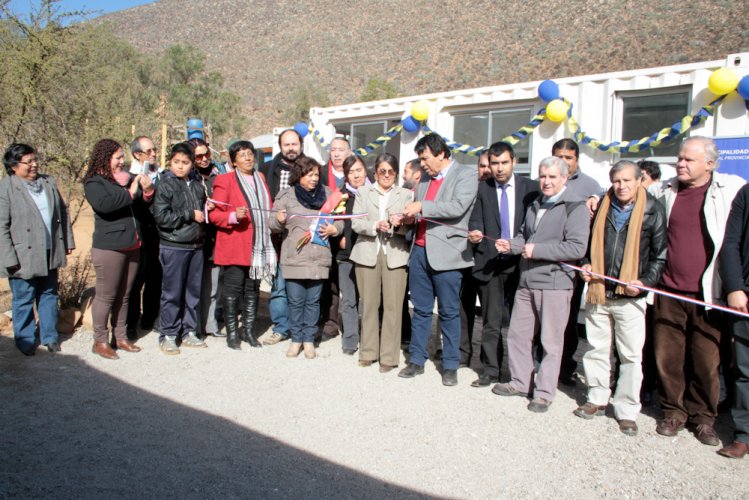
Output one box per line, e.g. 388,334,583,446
294,122,309,138
738,75,749,101
402,115,421,133
538,80,560,102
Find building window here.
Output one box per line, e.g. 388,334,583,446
452,107,532,172
620,90,690,158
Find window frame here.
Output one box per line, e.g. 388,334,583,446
614,86,692,163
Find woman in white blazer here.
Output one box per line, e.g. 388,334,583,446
350,154,412,372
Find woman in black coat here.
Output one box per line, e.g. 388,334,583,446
83,139,154,360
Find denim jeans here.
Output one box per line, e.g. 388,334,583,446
408,245,463,370
9,270,59,351
269,265,289,336
286,278,323,343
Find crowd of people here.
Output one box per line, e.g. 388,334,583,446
2,130,749,459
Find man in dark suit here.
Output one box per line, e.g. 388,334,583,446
467,141,539,387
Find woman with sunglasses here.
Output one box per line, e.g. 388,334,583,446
350,153,412,372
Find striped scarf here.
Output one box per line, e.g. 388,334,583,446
236,170,277,279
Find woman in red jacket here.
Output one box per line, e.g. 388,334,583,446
209,140,276,350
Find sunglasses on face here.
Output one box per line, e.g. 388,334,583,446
377,169,396,177
195,153,211,160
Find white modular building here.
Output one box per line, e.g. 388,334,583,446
283,52,749,187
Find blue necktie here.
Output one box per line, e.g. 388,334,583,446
500,184,510,240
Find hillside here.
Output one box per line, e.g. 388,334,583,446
106,0,749,136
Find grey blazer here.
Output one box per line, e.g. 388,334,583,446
350,184,413,269
412,161,478,271
0,174,75,279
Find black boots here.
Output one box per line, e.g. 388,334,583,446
242,280,261,348
223,296,242,350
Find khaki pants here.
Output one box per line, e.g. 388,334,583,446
355,250,407,367
583,297,646,421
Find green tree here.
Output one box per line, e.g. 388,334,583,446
359,78,399,102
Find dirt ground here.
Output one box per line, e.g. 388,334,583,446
1,203,748,498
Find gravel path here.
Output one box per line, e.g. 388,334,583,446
1,307,747,499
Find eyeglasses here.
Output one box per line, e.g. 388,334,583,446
377,169,396,177
195,153,211,160
236,153,255,161
17,159,39,166
141,148,157,155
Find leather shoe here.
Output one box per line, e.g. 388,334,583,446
694,423,720,446
618,419,638,436
398,363,425,378
528,398,551,413
379,364,396,373
359,360,375,367
717,441,749,459
574,402,606,419
442,369,458,386
471,374,499,388
46,342,61,353
656,417,685,437
558,372,577,387
491,382,528,397
92,341,119,360
115,339,142,353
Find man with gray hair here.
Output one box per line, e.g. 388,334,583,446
650,136,745,445
492,156,589,412
574,160,667,435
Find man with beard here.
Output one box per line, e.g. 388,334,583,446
258,129,304,345
402,159,422,190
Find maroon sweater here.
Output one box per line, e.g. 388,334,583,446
661,181,713,293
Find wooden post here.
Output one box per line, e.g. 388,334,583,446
161,122,167,169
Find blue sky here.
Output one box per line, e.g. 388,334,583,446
6,0,155,19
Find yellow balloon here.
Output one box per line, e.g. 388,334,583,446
545,99,568,122
708,68,739,95
411,100,430,122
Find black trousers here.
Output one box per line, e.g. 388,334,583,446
477,272,517,379
731,319,749,443
459,269,480,365
127,233,162,330
560,278,585,377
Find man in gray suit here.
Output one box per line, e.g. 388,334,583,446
397,134,478,386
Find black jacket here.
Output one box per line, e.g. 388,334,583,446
261,153,295,201
84,174,151,251
151,172,206,249
719,183,749,295
469,174,540,281
585,191,667,298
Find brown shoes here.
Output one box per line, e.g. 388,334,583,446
656,417,685,437
115,339,141,353
694,423,720,446
379,364,396,373
618,420,638,436
574,402,606,419
92,342,119,360
359,360,375,367
717,441,749,459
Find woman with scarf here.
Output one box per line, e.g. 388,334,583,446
0,143,75,356
268,157,343,359
350,153,413,372
209,140,275,350
336,155,369,355
84,139,153,359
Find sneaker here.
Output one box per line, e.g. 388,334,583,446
656,417,685,437
528,398,551,413
181,331,207,348
573,402,606,419
160,336,180,355
263,332,286,345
